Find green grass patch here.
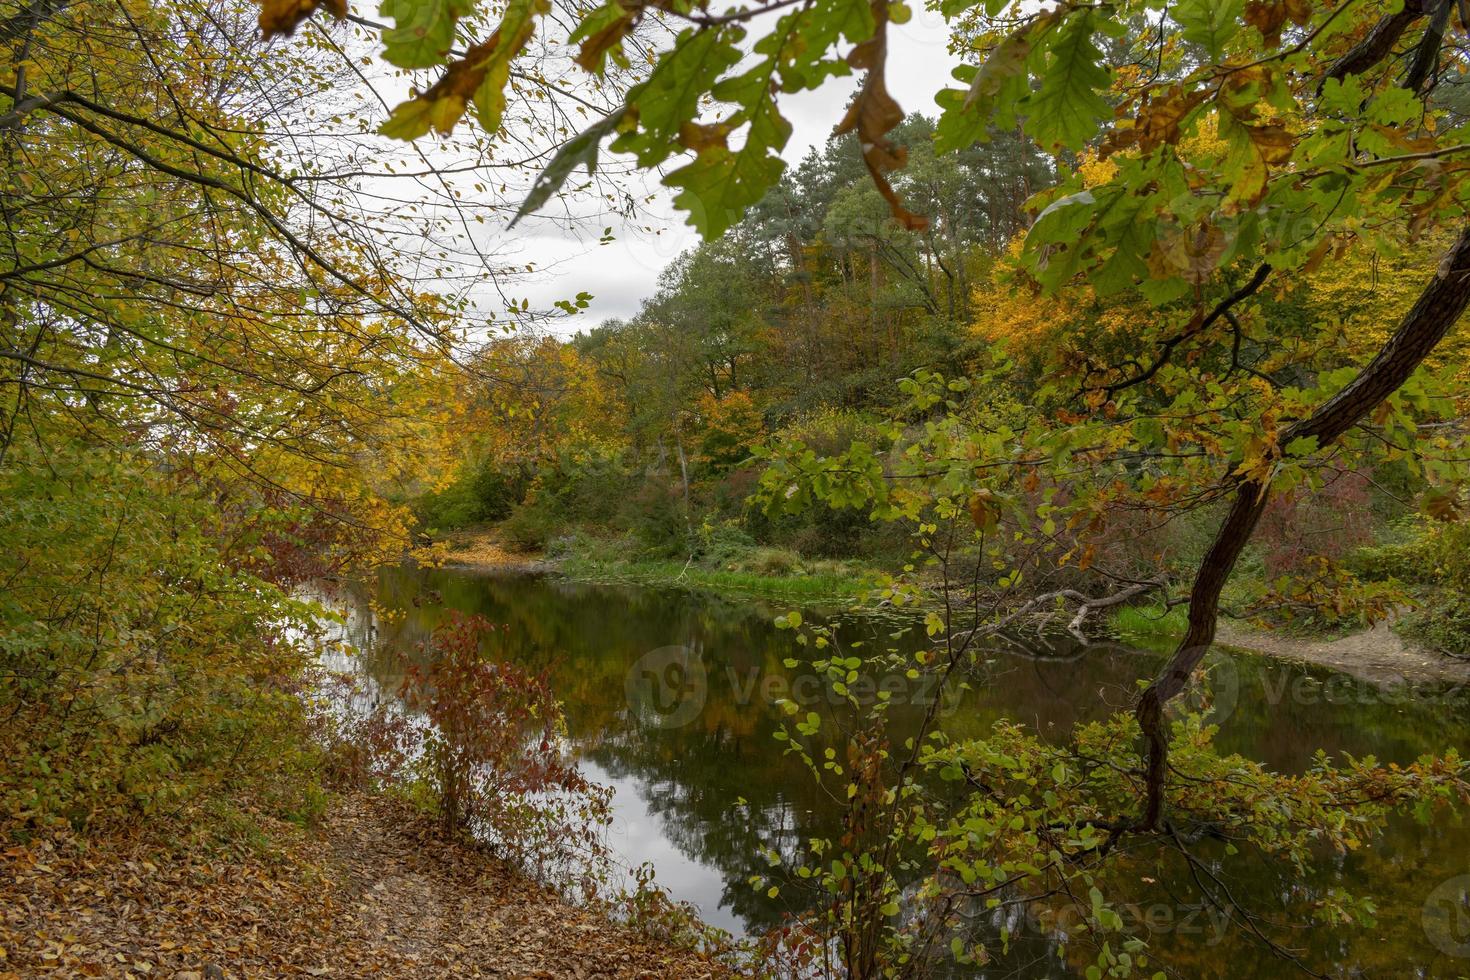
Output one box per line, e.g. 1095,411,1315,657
556,546,881,605
1110,603,1187,644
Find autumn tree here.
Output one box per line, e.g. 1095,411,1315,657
253,0,1470,969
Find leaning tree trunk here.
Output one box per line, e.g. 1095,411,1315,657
1135,226,1470,830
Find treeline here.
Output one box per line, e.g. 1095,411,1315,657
420,119,1468,651
421,116,1052,561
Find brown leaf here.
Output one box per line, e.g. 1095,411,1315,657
967,490,999,532
1244,0,1287,46
1135,85,1210,154
382,36,499,138
1149,222,1227,284
575,9,640,72
677,121,733,153
1247,121,1295,165
833,3,929,231
1301,234,1335,275
1423,487,1463,522
257,0,345,39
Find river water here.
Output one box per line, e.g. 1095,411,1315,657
328,564,1470,977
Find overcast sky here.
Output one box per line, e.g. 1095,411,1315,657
504,12,962,334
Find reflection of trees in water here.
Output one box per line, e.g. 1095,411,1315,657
587,724,828,929
334,567,1470,974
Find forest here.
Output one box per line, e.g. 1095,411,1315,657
3,0,1470,976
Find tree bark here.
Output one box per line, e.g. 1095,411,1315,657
1134,225,1470,830
1320,0,1432,89
0,0,69,47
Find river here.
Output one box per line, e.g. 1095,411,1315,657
327,564,1470,978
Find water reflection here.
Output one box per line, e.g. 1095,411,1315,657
330,565,1470,977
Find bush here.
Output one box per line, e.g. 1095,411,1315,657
499,499,562,551
1349,509,1470,654
623,475,691,556
692,521,756,565
0,448,322,832
735,546,801,576
416,457,521,531
774,406,884,456
539,447,638,525
742,408,890,558
495,447,648,551
1255,471,1375,578
395,615,611,886
1391,510,1470,655
1401,594,1470,657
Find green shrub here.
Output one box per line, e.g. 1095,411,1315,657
416,457,521,531
1348,512,1470,654
499,499,562,551
0,448,323,832
1400,594,1470,658
1393,514,1470,655
622,475,690,557
774,406,884,455
544,448,638,525
735,546,802,576
693,521,756,564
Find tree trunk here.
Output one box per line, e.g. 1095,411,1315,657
1135,225,1470,829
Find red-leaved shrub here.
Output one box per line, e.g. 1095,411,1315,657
398,613,612,889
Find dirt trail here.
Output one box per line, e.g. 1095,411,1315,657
0,793,723,979
1217,619,1470,688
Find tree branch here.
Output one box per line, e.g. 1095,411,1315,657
1134,224,1470,830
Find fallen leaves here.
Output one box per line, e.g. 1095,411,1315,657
0,794,725,979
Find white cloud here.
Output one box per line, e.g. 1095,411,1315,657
507,13,960,335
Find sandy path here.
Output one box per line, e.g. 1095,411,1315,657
1217,619,1470,688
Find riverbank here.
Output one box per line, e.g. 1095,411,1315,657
1114,603,1470,688
0,792,726,979
441,526,881,604
1214,617,1470,688
438,527,1470,689
440,524,557,574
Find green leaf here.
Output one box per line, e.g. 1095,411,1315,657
470,0,548,134
511,109,627,228
379,0,477,69
1171,0,1245,61
1284,435,1319,456
613,28,742,169
666,141,787,238
664,56,792,237
1022,11,1112,150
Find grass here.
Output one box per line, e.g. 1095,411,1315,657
555,537,882,605
1110,602,1188,645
